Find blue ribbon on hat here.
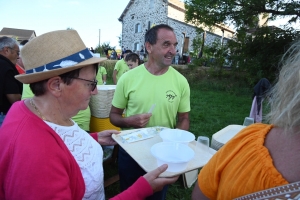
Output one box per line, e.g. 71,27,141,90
25,48,93,74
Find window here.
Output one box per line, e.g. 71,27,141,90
134,42,140,52
148,21,151,30
150,0,154,9
135,23,141,33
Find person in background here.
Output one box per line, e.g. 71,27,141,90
110,24,190,200
175,49,180,65
139,45,145,61
96,65,107,85
0,30,178,200
112,49,132,84
110,49,117,60
15,40,28,74
90,47,95,53
192,40,300,199
125,52,141,69
121,46,126,59
249,78,271,123
0,36,23,126
104,48,109,59
110,50,114,60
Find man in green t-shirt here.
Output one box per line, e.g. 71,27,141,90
112,49,132,84
109,24,190,200
96,65,107,85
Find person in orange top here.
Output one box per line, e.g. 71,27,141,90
15,62,25,74
192,40,300,199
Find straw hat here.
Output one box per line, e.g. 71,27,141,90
15,30,106,84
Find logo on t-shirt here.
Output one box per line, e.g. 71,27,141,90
166,90,177,103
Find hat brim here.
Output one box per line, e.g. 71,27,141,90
15,57,106,84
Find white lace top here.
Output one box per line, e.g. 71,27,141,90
46,120,104,200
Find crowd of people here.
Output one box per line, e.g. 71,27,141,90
0,23,300,199
0,29,178,199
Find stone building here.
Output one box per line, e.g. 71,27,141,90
118,0,235,57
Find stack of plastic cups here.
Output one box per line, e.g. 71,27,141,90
89,85,121,132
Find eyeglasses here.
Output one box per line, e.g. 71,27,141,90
69,77,98,91
8,47,20,56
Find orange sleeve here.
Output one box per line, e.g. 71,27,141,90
198,124,288,199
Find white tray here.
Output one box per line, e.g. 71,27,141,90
112,127,216,177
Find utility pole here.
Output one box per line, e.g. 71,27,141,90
99,29,101,47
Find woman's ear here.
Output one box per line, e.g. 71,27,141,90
47,77,62,97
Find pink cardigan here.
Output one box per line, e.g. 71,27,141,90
0,101,152,199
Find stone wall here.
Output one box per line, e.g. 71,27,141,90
121,0,168,51
120,0,233,55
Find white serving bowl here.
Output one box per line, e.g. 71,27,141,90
151,142,195,172
159,129,195,145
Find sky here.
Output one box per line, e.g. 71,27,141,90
1,0,129,49
1,0,299,50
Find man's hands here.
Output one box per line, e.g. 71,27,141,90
97,130,120,145
126,113,152,128
109,106,152,129
143,164,179,193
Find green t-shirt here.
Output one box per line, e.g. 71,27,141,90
96,66,107,85
114,59,129,81
112,64,190,128
21,84,91,131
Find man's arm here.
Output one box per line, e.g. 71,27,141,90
176,112,189,130
109,106,152,128
6,94,21,104
113,70,118,85
102,74,107,84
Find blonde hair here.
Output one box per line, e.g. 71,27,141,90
266,40,300,133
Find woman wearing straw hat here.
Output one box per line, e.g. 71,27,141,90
0,30,178,199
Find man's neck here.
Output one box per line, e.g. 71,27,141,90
144,62,169,75
0,53,14,65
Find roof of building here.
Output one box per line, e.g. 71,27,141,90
118,0,185,22
246,25,282,34
118,0,134,22
0,27,36,41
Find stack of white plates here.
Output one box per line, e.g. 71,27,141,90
211,125,246,151
211,138,224,151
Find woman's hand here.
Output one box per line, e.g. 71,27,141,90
97,130,120,145
143,164,179,193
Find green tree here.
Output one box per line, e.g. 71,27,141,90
227,27,298,84
190,32,229,77
118,34,122,49
184,0,300,84
95,42,115,56
184,0,300,30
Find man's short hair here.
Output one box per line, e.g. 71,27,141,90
20,40,29,45
145,24,174,45
124,49,132,54
125,53,141,65
0,36,18,51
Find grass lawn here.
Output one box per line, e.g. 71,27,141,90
101,61,261,199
